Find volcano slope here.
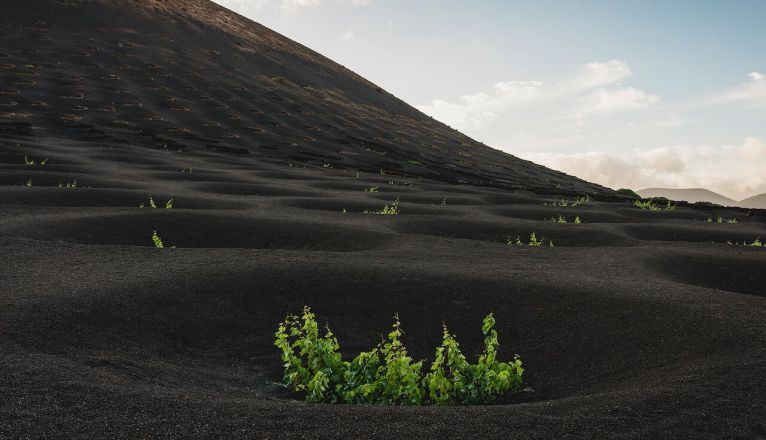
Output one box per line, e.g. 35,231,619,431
1,1,765,439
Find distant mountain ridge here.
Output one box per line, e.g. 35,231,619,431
740,193,766,209
638,188,766,209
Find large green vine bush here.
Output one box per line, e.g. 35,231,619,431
274,307,524,405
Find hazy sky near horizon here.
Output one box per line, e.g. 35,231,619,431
212,0,766,199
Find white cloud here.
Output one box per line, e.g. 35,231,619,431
340,29,356,40
699,72,766,108
416,60,659,134
568,60,633,92
656,112,695,128
578,87,659,115
213,0,368,14
281,0,320,12
522,137,766,200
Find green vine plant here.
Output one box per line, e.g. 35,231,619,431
706,217,737,224
726,238,763,247
274,307,524,406
546,215,581,224
140,195,173,209
24,156,47,166
364,198,400,215
426,314,524,405
544,195,590,207
364,186,380,193
633,198,676,211
151,230,175,248
507,232,554,247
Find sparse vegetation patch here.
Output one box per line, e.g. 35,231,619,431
545,195,590,207
140,195,173,209
725,238,762,247
546,214,581,224
364,198,400,215
634,198,675,211
24,155,47,166
507,232,554,247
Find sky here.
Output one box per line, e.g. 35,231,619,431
212,0,766,200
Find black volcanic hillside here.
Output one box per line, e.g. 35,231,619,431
2,2,765,439
0,0,607,195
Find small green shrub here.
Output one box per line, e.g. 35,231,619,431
725,238,762,247
24,156,47,166
634,198,675,211
140,196,173,209
59,180,78,189
364,198,400,215
746,238,763,247
364,186,380,193
547,214,567,223
616,188,641,198
546,215,582,224
528,232,547,247
151,231,175,248
707,217,737,224
633,200,655,210
274,307,524,406
545,195,590,207
151,230,165,248
546,198,569,207
25,178,32,187
507,232,554,247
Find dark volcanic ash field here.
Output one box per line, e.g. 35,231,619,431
0,1,765,438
